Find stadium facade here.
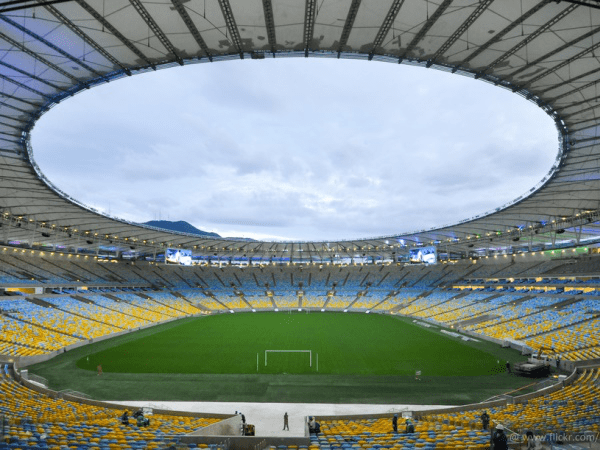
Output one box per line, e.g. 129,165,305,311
1,0,600,262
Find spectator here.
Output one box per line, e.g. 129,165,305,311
526,430,535,449
136,412,149,427
120,411,130,426
480,411,490,431
283,412,289,431
392,414,398,433
492,424,508,450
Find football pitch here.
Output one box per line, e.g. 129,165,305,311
77,312,504,376
28,312,537,404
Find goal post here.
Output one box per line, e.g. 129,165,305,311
265,350,312,367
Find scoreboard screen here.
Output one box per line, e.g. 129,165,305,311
165,248,193,266
409,246,437,264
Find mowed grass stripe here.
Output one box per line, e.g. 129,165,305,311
76,312,505,376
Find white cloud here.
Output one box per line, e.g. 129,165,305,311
31,58,557,241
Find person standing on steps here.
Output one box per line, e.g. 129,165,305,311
492,424,508,450
480,411,490,431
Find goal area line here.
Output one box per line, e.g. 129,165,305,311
264,350,312,367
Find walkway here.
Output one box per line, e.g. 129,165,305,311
110,401,451,437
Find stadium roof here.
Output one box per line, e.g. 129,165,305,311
1,0,600,262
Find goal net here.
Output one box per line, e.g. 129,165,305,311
264,350,312,372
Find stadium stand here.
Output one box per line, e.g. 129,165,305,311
314,416,490,450
245,294,275,309
3,0,600,445
465,296,571,341
418,293,496,324
2,253,600,448
395,291,457,316
274,293,299,308
2,255,600,365
177,290,227,311
218,295,249,310
0,300,80,354
419,368,600,437
351,292,386,310
0,366,226,449
143,291,201,316
311,368,599,450
301,294,327,309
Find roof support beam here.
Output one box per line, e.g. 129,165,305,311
0,113,27,124
303,0,317,57
507,25,600,82
560,92,600,111
402,0,452,59
74,0,154,68
548,78,600,104
0,92,41,108
0,60,65,91
429,0,494,66
217,0,244,58
562,102,600,120
0,0,72,14
523,39,600,89
560,0,600,10
0,14,104,78
0,30,79,83
0,100,34,116
40,1,131,75
129,0,183,65
337,0,361,58
0,131,20,140
171,0,212,61
0,136,19,145
539,67,600,96
481,3,578,76
462,0,551,65
261,0,277,55
368,0,405,60
0,73,51,99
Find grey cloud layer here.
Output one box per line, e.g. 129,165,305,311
32,58,557,241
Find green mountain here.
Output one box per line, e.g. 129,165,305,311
142,220,221,238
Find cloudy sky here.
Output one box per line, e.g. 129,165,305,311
31,58,557,242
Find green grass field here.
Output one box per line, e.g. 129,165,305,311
76,312,505,376
29,312,538,404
